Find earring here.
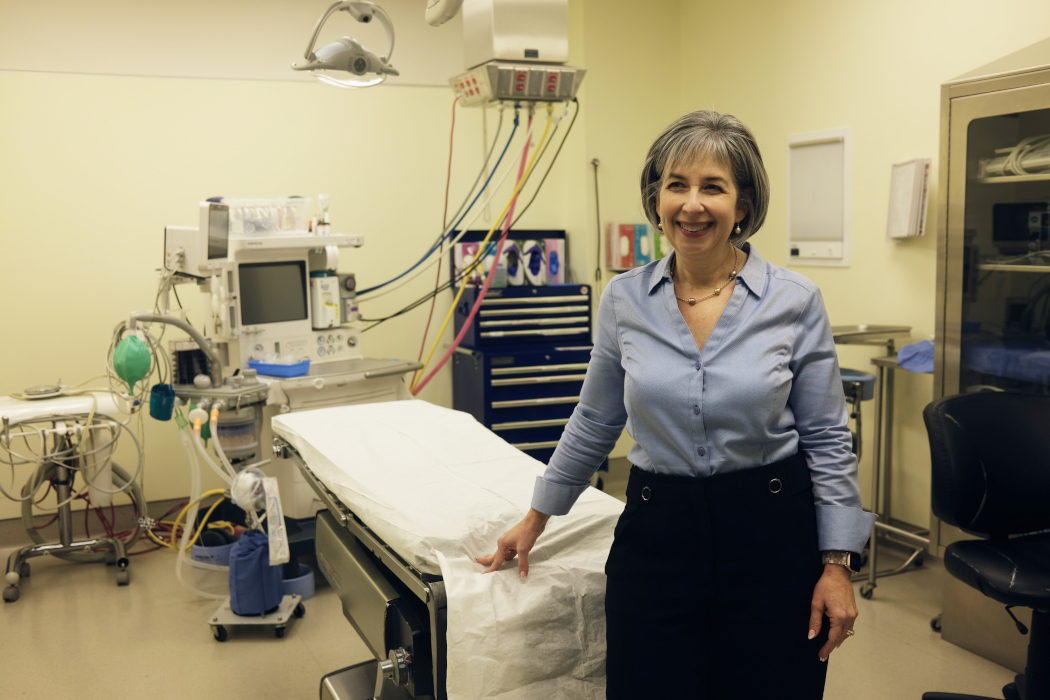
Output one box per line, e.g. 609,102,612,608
734,224,741,235
657,222,663,231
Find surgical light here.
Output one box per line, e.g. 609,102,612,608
292,1,398,89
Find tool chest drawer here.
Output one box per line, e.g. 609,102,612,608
452,345,607,473
454,284,593,350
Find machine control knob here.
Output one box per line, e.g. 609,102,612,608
388,648,412,687
343,276,356,291
312,378,325,390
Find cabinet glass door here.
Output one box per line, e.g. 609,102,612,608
944,85,1050,395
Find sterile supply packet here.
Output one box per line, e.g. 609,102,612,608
263,476,290,566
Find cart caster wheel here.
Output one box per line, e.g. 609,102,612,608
116,569,130,586
860,584,875,600
913,557,924,568
212,625,227,642
3,586,20,603
931,615,942,633
294,603,306,618
19,562,30,578
275,626,286,639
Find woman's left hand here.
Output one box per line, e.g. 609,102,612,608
809,564,858,662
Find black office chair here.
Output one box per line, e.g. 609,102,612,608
922,392,1050,700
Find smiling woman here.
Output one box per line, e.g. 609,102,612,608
480,110,874,700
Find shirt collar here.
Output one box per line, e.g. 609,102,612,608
648,242,767,298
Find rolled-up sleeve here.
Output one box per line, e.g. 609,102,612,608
531,283,628,516
788,289,876,554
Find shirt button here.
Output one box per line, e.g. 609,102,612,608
697,447,706,456
692,405,700,414
694,362,701,371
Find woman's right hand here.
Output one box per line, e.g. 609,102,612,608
476,508,551,580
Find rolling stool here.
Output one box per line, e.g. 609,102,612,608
841,368,875,461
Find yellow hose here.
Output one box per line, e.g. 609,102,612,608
412,104,555,391
150,489,226,550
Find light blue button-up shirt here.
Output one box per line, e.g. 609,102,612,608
532,244,876,554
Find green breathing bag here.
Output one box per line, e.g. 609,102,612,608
113,335,152,394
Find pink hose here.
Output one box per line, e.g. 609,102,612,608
412,116,533,396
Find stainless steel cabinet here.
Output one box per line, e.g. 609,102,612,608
933,39,1050,673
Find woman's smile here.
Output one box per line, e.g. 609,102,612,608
675,220,714,236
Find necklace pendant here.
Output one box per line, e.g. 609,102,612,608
713,287,721,295
688,298,696,305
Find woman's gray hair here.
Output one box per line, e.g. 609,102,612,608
640,110,769,246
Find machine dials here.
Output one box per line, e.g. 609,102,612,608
316,333,349,356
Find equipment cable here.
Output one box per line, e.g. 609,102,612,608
412,104,554,395
359,99,578,332
413,96,460,387
357,106,515,295
592,156,602,283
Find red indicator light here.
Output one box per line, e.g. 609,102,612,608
515,83,524,91
547,85,555,92
548,75,557,83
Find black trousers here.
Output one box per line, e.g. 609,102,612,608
605,452,830,700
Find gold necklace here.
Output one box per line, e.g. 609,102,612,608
671,246,739,306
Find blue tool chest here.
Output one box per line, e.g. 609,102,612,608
452,284,607,474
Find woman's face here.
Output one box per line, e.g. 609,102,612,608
657,154,745,261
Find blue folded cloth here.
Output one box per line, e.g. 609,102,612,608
897,340,934,373
229,529,284,616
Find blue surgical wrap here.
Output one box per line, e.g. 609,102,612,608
898,340,934,373
228,530,284,615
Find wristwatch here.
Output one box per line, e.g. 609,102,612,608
822,550,861,573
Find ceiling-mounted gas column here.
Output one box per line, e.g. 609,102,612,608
449,0,585,107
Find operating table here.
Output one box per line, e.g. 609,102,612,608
271,401,619,700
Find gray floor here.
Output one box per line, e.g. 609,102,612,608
0,481,1018,700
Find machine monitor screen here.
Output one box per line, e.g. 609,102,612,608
208,205,229,260
239,262,308,325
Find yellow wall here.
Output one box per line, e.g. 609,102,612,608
678,0,1050,525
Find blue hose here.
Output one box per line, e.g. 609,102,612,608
358,110,521,295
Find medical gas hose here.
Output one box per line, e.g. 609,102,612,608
412,104,554,394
